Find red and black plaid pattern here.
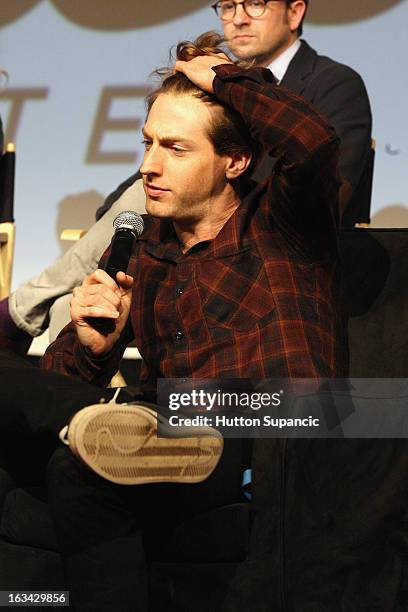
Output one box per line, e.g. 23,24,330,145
41,65,347,396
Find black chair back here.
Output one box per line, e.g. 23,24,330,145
0,143,15,223
341,228,408,376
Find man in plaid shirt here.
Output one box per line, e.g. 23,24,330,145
1,33,351,610
30,32,348,610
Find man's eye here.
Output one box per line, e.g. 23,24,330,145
171,145,187,155
141,139,152,149
247,0,264,6
220,2,235,11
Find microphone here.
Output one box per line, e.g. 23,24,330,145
88,211,144,335
103,211,144,280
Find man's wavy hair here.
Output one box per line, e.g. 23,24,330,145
146,31,259,181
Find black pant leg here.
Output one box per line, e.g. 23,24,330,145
0,349,112,436
0,349,113,483
46,440,247,612
47,447,149,612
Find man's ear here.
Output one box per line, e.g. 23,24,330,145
225,153,252,180
288,0,307,33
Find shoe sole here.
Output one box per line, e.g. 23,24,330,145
66,403,224,486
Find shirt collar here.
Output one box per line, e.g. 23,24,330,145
267,39,301,85
141,184,263,262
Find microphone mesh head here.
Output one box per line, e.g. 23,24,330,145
113,211,144,236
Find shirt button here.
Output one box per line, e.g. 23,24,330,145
176,287,183,296
174,331,184,341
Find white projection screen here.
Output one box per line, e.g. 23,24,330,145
0,0,407,287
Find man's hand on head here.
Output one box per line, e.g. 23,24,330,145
174,53,231,93
70,269,133,357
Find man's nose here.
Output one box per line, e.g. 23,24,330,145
232,3,252,26
140,146,161,176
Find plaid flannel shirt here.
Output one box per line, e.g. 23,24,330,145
41,64,347,399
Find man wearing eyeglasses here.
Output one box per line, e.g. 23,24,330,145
213,0,373,227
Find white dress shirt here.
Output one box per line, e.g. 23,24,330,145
268,39,301,84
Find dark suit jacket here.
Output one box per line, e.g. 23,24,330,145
282,40,372,226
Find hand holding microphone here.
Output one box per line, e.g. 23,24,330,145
70,211,144,356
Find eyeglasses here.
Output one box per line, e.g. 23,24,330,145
211,0,283,21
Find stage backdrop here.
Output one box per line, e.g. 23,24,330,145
0,0,407,287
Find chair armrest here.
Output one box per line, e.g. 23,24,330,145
60,229,88,241
0,221,15,299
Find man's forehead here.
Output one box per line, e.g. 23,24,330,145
144,93,213,135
